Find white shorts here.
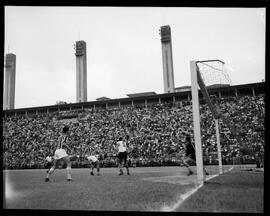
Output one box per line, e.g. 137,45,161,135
54,149,68,160
87,155,98,163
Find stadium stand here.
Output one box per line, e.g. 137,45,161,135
3,91,264,170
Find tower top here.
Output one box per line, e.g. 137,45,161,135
5,54,16,68
6,53,16,57
159,25,171,43
75,40,86,56
76,40,86,44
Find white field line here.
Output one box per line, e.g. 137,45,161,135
160,183,204,212
161,166,234,212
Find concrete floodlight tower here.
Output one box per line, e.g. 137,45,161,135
159,25,175,93
75,40,87,103
3,53,16,110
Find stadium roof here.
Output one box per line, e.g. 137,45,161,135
127,92,157,98
175,86,191,93
3,82,264,113
96,97,111,101
175,86,191,90
207,84,230,89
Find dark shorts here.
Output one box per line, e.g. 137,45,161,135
54,156,71,168
90,160,98,166
118,151,128,164
45,162,53,169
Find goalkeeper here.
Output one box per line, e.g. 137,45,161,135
183,135,209,176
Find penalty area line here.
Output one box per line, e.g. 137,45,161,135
161,166,235,212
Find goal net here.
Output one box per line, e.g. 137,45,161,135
190,60,239,184
196,60,232,87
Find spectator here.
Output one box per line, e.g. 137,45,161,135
2,94,265,169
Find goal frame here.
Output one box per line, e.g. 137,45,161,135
190,60,224,185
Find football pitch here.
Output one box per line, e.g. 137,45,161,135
3,166,263,212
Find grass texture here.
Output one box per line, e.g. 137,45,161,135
3,166,263,212
176,168,264,212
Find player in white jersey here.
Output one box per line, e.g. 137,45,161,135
45,155,54,173
116,137,130,175
83,144,100,176
45,125,72,182
86,155,100,176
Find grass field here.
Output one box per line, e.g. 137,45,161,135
176,168,264,212
3,165,263,212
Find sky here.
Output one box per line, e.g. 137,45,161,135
4,6,266,109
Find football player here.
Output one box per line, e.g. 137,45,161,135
86,154,100,176
45,155,54,173
83,142,101,176
116,137,130,175
45,125,73,182
183,135,209,176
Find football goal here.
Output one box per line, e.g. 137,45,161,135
190,59,237,185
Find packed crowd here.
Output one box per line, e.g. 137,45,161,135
2,94,264,169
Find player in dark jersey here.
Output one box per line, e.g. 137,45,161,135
183,135,209,176
45,125,73,182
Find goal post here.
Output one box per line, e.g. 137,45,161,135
215,118,223,174
190,60,205,185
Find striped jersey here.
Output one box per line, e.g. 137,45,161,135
57,135,68,149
